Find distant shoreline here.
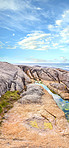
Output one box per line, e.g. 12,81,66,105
16,62,69,71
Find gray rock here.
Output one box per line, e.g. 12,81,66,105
50,83,68,92
19,84,44,104
0,62,69,97
18,65,69,91
0,62,31,95
10,82,16,91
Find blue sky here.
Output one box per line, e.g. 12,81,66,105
0,0,69,63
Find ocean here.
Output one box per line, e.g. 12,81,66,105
20,63,69,71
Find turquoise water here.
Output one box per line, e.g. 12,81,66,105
35,82,69,121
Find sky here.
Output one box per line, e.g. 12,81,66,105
0,0,69,64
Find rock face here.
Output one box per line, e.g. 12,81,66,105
0,62,31,96
0,62,69,147
50,83,68,92
19,65,69,86
19,84,44,104
0,62,69,100
18,65,69,98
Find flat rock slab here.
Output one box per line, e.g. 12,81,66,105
0,84,69,148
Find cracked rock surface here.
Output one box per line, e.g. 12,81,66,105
0,62,31,96
19,83,44,104
0,62,69,147
0,84,69,148
19,65,69,99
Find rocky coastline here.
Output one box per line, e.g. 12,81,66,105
0,61,69,99
0,62,69,148
18,64,69,100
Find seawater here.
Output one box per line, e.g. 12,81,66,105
21,62,69,120
36,82,69,121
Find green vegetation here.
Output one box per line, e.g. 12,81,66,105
0,90,21,116
0,105,3,114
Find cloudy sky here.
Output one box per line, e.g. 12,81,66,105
0,0,69,63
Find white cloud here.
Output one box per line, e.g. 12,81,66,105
36,7,42,10
56,20,62,26
48,25,54,30
60,56,68,62
47,9,69,53
26,57,67,63
18,28,69,52
13,33,15,36
0,0,33,11
18,31,51,50
19,33,50,43
0,0,42,31
7,45,17,49
30,58,47,63
62,10,69,18
0,0,18,10
56,10,69,27
60,27,69,37
52,43,58,47
5,41,8,43
48,9,69,30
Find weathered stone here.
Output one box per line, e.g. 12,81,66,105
19,84,44,104
0,62,31,95
50,83,68,92
10,82,16,91
18,65,69,96
0,84,69,148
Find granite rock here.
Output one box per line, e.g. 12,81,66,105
0,62,31,95
19,84,44,104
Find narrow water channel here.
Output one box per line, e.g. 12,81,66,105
35,82,69,121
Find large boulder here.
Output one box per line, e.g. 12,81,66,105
18,84,44,104
0,62,31,96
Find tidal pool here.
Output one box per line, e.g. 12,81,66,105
35,82,69,121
